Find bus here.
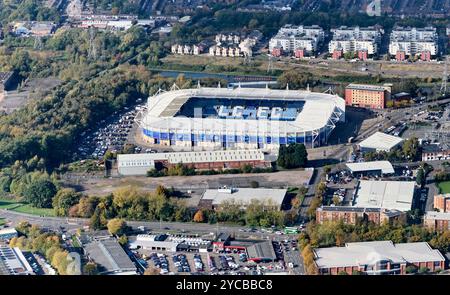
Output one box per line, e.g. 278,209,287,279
284,227,299,234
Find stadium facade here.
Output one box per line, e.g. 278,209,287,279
140,87,345,151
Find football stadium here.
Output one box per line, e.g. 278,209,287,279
139,87,345,150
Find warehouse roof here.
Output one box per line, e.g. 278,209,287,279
201,187,287,207
353,180,415,211
314,241,444,269
346,161,395,174
359,132,404,151
0,246,34,275
0,228,17,236
142,87,345,134
246,241,277,261
84,238,137,275
118,149,266,168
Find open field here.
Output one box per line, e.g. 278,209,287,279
0,198,55,217
161,54,446,81
438,181,450,194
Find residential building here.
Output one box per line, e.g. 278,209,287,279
434,194,450,212
346,160,395,177
316,206,405,225
269,24,325,55
352,180,416,212
329,26,383,57
358,132,404,153
0,246,34,275
421,144,450,161
0,228,18,240
345,83,392,109
314,241,445,275
389,27,438,59
424,211,450,231
117,149,272,176
198,187,288,210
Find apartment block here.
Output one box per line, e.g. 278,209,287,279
269,24,324,55
389,27,438,59
424,211,450,232
329,26,382,57
345,83,392,109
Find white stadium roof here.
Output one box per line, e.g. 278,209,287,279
353,180,415,211
346,161,395,174
359,132,404,152
142,87,345,134
314,241,445,269
201,187,287,207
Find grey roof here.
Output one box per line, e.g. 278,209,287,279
346,161,395,174
246,241,277,261
319,206,379,213
201,187,287,207
84,238,137,275
314,241,445,269
359,132,404,151
424,211,450,221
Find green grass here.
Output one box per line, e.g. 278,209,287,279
0,198,55,217
0,218,5,226
438,181,450,194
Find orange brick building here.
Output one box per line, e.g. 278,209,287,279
345,83,392,109
434,194,450,212
316,206,405,225
424,211,450,232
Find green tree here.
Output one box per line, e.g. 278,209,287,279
24,179,57,208
107,218,127,236
83,262,99,275
52,188,81,216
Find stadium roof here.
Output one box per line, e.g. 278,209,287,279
359,132,404,152
142,87,345,134
314,241,444,269
84,238,137,275
353,180,415,211
201,187,287,208
346,161,395,174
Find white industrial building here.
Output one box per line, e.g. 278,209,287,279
139,87,345,151
346,161,395,176
353,180,416,212
0,246,34,275
199,187,288,210
388,27,438,57
358,132,404,153
269,24,325,54
328,26,382,55
117,149,270,176
314,241,445,275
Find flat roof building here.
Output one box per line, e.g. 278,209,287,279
346,160,395,176
314,241,445,275
345,84,392,109
0,228,18,240
269,24,325,54
199,187,288,210
0,246,34,275
433,194,450,213
316,206,405,225
358,132,404,152
389,26,438,57
117,149,271,176
329,26,383,56
84,237,137,275
424,211,450,232
246,241,277,262
353,180,416,212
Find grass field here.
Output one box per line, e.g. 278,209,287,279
0,198,55,217
0,218,5,226
438,181,450,194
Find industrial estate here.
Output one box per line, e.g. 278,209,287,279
1,0,450,283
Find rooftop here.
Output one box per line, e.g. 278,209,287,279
201,187,287,207
346,160,395,174
314,241,445,269
246,241,277,261
359,132,404,151
424,211,450,221
84,238,137,275
143,87,345,134
346,84,389,92
0,246,34,275
353,180,415,212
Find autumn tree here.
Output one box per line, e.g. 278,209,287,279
107,218,127,236
193,210,204,223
